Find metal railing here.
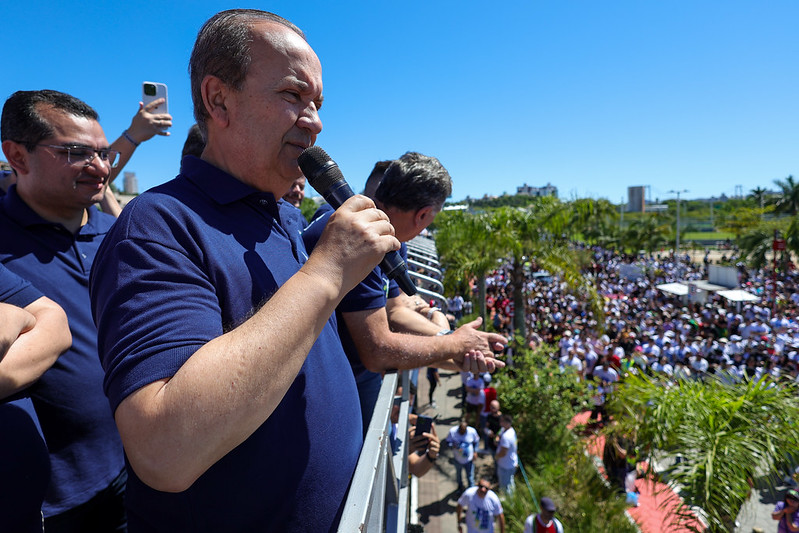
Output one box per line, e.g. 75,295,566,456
337,371,411,533
337,234,446,532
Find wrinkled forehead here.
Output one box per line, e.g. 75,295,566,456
250,21,322,87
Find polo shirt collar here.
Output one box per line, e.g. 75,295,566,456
2,184,105,236
180,155,283,209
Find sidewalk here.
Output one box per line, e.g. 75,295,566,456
414,369,496,533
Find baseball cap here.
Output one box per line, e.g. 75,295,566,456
540,497,557,512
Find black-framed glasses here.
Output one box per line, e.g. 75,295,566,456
36,144,120,168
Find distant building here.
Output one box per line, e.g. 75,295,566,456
123,171,138,195
517,182,558,198
627,186,646,212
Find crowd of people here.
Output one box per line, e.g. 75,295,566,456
481,245,799,388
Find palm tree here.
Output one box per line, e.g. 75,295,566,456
772,175,799,215
610,373,799,532
748,186,769,211
435,210,503,326
737,218,790,270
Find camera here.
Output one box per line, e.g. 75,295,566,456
143,83,157,97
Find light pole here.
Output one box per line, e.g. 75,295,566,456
668,189,689,278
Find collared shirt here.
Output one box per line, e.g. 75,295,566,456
0,264,51,531
90,156,361,532
0,185,123,515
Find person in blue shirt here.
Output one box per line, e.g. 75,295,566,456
89,9,401,532
0,89,129,532
0,264,71,533
302,153,506,428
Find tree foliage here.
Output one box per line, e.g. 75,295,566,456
609,373,799,532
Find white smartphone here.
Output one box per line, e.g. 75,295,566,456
142,81,168,114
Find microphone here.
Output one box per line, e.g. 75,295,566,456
298,146,417,296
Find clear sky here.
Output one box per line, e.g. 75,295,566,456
2,1,797,204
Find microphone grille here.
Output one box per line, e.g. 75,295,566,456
298,145,330,173
298,145,343,195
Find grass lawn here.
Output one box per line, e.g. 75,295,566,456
683,231,735,241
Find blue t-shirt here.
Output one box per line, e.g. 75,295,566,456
0,264,51,532
90,156,362,532
0,186,123,516
302,203,403,377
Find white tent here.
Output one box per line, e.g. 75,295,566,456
717,289,759,303
656,282,689,296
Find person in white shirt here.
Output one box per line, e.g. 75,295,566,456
457,478,505,533
495,414,518,493
448,419,481,490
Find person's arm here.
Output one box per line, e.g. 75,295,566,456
342,308,505,374
386,293,449,334
497,512,506,533
0,297,71,398
112,196,399,492
99,186,123,217
408,423,440,477
496,442,509,459
456,503,464,533
108,99,173,184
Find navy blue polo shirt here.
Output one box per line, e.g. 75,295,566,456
0,186,124,516
90,156,362,532
303,203,403,377
0,264,51,532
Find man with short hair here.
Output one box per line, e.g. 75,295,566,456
302,153,505,427
283,174,306,208
89,9,407,532
456,477,505,533
448,418,481,490
523,497,564,533
0,89,128,532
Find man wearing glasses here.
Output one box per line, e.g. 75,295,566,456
0,90,127,532
457,478,506,533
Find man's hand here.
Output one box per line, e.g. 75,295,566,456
126,99,173,143
458,349,505,375
452,317,507,353
303,195,400,299
0,302,36,355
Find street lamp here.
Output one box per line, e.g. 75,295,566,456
668,189,689,278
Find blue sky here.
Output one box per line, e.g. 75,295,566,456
2,1,797,204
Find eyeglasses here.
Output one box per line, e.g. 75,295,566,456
36,144,120,168
477,484,490,491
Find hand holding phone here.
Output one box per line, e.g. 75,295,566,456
142,82,168,114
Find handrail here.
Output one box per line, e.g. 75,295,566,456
407,258,442,278
337,371,410,533
408,271,445,294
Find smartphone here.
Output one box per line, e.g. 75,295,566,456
414,415,433,437
142,81,169,114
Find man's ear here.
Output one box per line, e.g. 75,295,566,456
201,75,230,128
2,140,30,176
415,205,436,228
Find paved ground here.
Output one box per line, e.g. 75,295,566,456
414,369,495,533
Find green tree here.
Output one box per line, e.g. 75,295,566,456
609,374,799,532
737,218,791,270
497,344,637,532
718,205,771,240
772,175,799,216
435,210,503,325
748,186,769,210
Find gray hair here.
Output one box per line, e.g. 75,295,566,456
375,152,452,211
189,9,305,137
